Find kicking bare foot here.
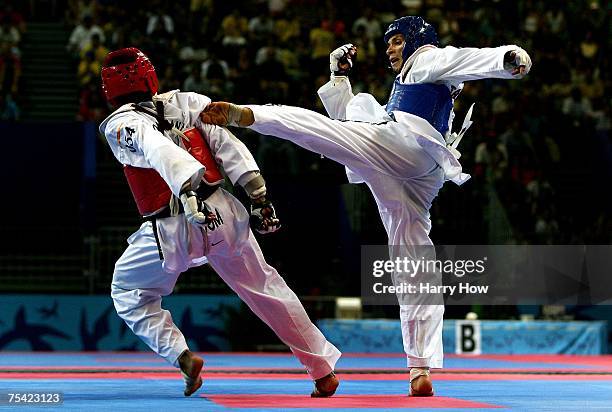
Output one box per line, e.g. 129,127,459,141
178,350,204,396
311,372,339,397
200,102,254,127
409,368,434,396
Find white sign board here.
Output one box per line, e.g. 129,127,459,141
455,320,482,355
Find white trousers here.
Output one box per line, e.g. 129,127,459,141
247,104,445,368
111,188,341,379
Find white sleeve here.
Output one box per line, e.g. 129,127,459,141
104,116,204,196
146,16,156,35
195,121,259,185
407,45,523,84
67,26,82,48
317,76,355,120
164,15,174,33
181,92,212,125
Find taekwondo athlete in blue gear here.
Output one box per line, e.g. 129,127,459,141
383,17,453,136
200,15,532,397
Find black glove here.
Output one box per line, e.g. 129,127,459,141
250,198,281,234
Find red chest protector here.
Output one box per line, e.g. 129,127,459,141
124,127,224,217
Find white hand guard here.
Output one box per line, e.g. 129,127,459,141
241,172,266,200
180,189,216,226
504,48,532,78
329,43,357,76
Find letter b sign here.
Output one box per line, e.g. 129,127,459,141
455,320,481,355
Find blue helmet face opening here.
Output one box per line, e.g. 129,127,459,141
384,16,439,62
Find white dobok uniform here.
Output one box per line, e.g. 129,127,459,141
99,90,340,378
241,45,524,368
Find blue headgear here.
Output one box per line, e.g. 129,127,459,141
383,16,439,62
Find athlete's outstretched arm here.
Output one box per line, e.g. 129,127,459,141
408,45,532,84
196,114,280,234
317,43,358,120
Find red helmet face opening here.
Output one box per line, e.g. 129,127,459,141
101,48,159,104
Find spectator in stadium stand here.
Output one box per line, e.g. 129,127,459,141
0,40,20,94
67,14,105,58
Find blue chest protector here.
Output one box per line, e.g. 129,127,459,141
386,79,453,136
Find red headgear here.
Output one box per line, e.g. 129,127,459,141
101,48,159,104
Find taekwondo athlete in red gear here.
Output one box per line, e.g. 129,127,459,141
200,16,532,397
98,48,341,398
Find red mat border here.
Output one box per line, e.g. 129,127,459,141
204,394,504,409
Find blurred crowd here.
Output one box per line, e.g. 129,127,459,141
0,1,24,120
7,0,609,247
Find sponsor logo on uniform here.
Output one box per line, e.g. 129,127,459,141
124,126,136,152
152,120,185,132
206,208,224,231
